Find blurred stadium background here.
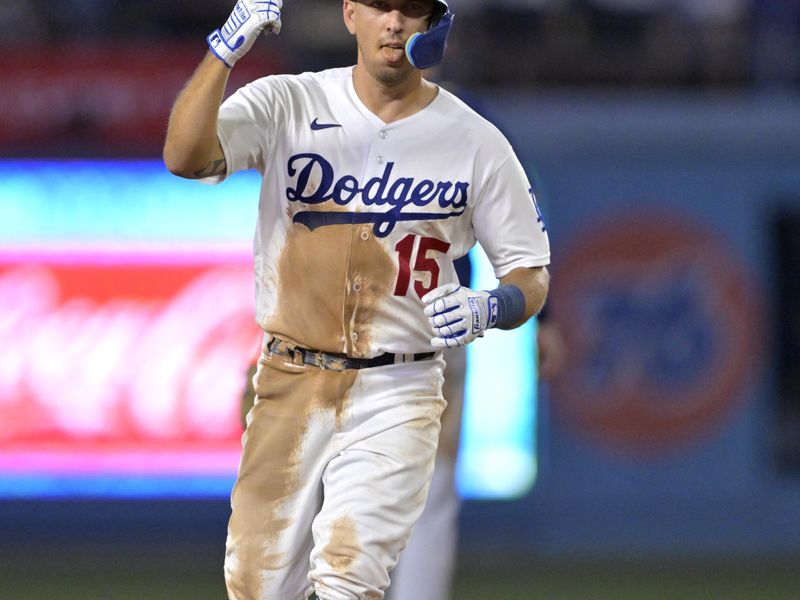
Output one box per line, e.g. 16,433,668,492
2,0,800,598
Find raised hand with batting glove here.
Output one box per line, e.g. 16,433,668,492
208,0,283,68
422,281,527,348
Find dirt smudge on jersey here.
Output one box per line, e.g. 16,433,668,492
267,218,350,353
267,218,395,358
225,353,357,597
322,516,362,573
343,225,395,357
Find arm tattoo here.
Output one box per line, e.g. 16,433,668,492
193,158,227,178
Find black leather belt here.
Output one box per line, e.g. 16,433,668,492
267,338,435,371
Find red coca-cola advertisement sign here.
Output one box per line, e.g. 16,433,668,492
0,250,262,480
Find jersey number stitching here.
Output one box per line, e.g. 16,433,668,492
394,234,451,299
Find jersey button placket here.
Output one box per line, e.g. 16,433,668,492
344,131,388,355
344,222,366,355
376,128,388,166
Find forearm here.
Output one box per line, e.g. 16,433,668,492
497,266,549,329
163,52,230,179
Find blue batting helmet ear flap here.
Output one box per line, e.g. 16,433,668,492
405,8,454,70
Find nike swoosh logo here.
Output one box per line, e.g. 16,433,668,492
310,118,342,131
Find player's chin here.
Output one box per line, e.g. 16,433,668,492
373,64,413,86
376,55,415,78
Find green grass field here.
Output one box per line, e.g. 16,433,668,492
2,558,800,599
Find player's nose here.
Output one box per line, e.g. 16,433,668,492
384,9,407,32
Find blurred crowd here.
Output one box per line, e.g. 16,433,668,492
2,0,800,87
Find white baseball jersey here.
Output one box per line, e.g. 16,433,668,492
209,66,550,358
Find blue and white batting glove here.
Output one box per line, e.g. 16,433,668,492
207,0,283,68
422,283,498,349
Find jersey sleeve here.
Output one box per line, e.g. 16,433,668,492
200,79,280,184
471,152,550,279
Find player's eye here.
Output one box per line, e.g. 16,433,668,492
405,2,431,19
367,1,391,12
365,0,432,19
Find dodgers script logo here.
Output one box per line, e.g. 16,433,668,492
285,153,469,237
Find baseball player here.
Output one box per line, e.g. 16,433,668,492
163,1,550,599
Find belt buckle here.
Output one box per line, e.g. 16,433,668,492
268,338,290,359
316,352,348,372
272,340,304,366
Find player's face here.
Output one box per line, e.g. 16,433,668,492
344,0,435,86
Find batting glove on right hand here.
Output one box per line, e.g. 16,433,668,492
422,283,499,349
208,0,282,68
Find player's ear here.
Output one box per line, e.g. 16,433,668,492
343,0,357,35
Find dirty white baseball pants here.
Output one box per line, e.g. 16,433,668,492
388,346,465,600
225,344,446,600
